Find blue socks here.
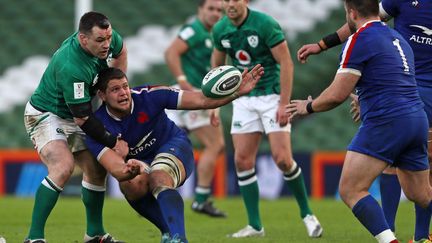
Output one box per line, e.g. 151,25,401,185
380,174,401,232
352,195,390,236
156,189,187,242
414,201,432,241
126,193,169,234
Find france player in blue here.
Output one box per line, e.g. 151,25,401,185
297,0,432,240
85,66,263,243
288,0,432,242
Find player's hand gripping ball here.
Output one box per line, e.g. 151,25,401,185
202,65,242,98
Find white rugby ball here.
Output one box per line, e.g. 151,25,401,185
202,65,242,98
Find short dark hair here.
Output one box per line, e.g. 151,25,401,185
344,0,379,17
95,67,127,92
79,11,111,35
198,0,207,7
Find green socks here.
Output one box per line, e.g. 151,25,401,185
195,186,211,204
237,169,262,230
284,162,313,218
81,182,106,237
28,177,61,239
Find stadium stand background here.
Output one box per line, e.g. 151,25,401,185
0,0,357,153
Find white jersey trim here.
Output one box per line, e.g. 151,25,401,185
337,68,362,77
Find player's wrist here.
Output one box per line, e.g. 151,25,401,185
306,101,315,114
317,40,326,51
321,32,341,50
176,75,187,83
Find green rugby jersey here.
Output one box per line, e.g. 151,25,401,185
29,30,123,119
213,9,285,96
178,18,213,89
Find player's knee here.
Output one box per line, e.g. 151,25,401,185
234,154,254,171
276,157,295,172
51,162,75,184
338,180,356,205
404,190,430,207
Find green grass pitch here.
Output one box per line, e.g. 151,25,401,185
0,196,416,242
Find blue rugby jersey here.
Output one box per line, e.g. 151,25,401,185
338,21,423,121
86,85,187,161
381,0,432,86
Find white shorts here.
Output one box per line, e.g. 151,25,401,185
231,94,291,134
165,109,211,130
165,84,211,130
24,102,87,153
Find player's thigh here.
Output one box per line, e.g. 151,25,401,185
268,131,293,169
397,168,431,207
24,103,75,182
232,132,261,171
339,151,388,207
193,124,224,148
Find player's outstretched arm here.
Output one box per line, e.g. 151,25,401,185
98,149,145,182
286,72,359,120
179,64,264,110
297,23,351,63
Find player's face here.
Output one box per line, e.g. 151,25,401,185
82,26,112,59
101,77,131,117
200,0,223,29
345,4,357,33
222,0,248,23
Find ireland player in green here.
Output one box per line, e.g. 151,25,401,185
211,0,323,238
23,12,127,243
165,0,226,217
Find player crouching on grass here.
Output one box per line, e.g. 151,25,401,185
85,65,263,242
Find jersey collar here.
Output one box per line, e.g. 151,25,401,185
105,98,135,121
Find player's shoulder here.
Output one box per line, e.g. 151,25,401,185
249,9,278,25
179,18,204,40
213,16,231,33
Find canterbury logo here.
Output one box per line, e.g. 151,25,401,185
410,25,432,36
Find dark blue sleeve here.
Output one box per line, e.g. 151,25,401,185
381,0,400,17
134,86,180,110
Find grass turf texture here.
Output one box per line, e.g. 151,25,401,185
0,196,416,242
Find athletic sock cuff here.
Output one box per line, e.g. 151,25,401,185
42,176,63,192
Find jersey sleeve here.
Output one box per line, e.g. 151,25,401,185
380,0,399,18
337,32,371,76
133,86,181,110
261,15,285,48
85,135,107,161
110,29,124,58
178,24,198,48
58,65,92,105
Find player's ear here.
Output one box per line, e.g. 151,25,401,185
97,90,106,101
78,33,88,45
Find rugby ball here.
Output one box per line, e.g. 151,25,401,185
202,65,242,98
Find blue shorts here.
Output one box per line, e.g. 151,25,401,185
418,85,432,126
146,133,195,182
348,110,429,171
